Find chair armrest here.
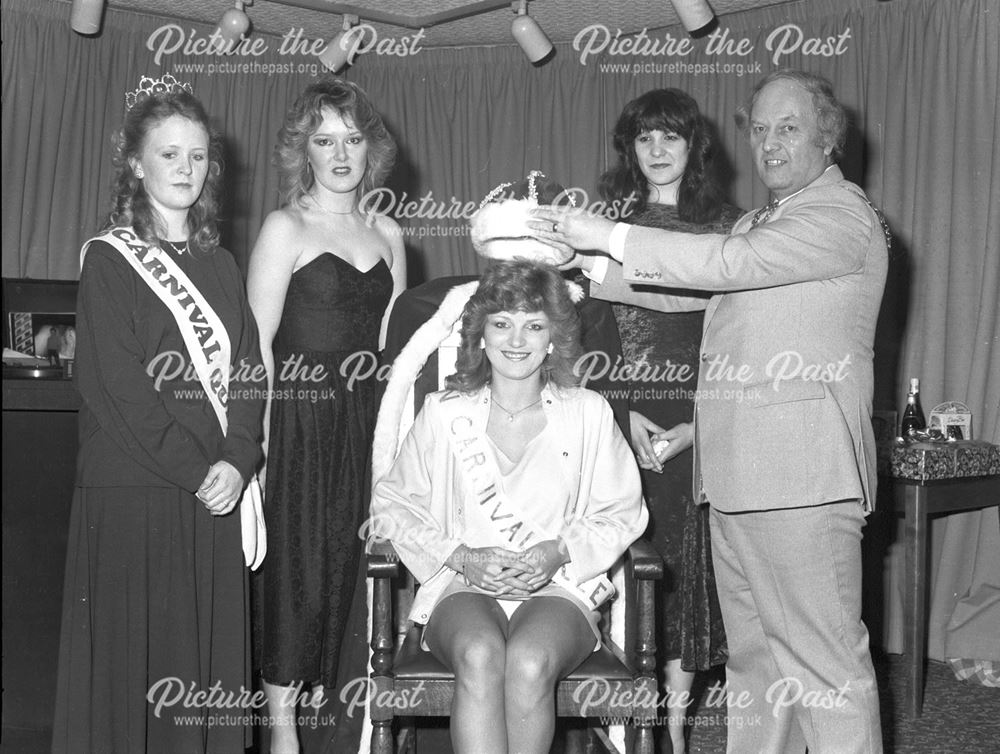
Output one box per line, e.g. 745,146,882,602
626,539,663,581
622,539,661,681
367,539,401,579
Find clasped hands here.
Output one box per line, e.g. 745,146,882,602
447,540,569,597
196,460,244,516
631,413,695,474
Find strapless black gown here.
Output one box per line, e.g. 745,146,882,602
253,252,392,688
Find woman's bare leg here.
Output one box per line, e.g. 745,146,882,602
424,593,510,754
504,598,595,754
262,680,300,754
664,659,695,753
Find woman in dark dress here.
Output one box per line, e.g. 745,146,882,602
247,79,405,753
53,80,264,753
574,89,740,753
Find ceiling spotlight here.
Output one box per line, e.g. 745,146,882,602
319,14,360,74
70,0,105,35
669,0,719,38
511,1,554,65
215,0,252,47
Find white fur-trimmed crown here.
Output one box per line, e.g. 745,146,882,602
469,170,574,264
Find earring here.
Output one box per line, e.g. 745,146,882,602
546,343,554,355
479,338,486,350
135,166,144,179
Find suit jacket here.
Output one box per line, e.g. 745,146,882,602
596,166,888,512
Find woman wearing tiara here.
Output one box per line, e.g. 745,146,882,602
558,89,740,753
52,78,263,753
247,79,405,752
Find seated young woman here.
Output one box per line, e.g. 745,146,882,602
370,259,648,754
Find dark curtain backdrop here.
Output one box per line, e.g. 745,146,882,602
3,0,998,661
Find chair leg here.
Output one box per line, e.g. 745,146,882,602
632,724,654,754
401,718,416,754
370,569,396,753
371,720,393,754
565,723,599,754
581,725,602,753
631,575,658,754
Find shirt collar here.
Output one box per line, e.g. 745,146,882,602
773,164,838,207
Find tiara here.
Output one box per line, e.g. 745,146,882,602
124,74,194,110
477,170,577,210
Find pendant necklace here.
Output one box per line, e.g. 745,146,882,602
162,239,189,254
491,396,542,423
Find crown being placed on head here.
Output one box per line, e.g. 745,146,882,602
470,170,576,266
125,74,194,110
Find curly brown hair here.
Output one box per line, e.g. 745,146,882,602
446,261,582,393
275,78,396,208
106,89,223,253
600,88,726,223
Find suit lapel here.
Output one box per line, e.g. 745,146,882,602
700,166,847,333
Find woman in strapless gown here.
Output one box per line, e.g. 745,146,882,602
259,252,391,681
247,79,405,754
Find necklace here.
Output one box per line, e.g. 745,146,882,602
751,198,779,227
491,396,543,423
162,239,189,254
310,197,358,215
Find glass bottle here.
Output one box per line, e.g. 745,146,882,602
900,377,926,437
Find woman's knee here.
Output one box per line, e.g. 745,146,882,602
451,634,506,679
505,642,559,693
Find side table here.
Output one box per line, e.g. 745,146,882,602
885,439,1000,717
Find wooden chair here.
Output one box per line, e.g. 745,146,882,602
367,538,663,753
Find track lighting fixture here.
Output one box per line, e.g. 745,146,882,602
669,0,719,38
215,0,252,46
510,1,553,65
319,14,360,73
70,0,105,35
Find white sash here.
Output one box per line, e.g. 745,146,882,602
440,393,615,610
82,228,266,569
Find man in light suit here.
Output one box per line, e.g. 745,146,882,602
532,70,887,753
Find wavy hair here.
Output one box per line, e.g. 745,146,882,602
446,261,582,393
734,70,848,161
599,88,725,223
275,78,396,208
107,90,223,253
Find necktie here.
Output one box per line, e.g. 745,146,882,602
751,199,779,227
749,194,892,251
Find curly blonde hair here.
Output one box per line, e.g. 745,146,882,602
275,78,396,208
446,261,583,393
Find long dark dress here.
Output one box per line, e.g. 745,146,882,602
53,239,263,754
612,203,741,672
253,252,392,691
